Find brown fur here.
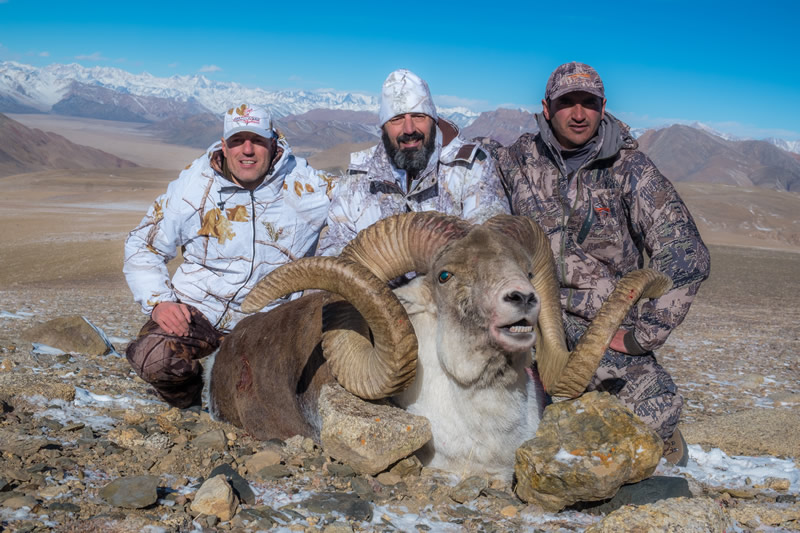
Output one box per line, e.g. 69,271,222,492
209,292,336,440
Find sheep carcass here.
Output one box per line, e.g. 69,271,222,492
207,212,670,479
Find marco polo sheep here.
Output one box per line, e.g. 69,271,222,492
207,212,671,480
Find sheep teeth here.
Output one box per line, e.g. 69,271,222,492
509,325,533,334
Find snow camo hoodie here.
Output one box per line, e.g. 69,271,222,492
489,113,710,353
316,119,510,257
124,137,333,331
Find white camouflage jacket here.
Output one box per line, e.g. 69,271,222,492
317,119,510,257
124,138,333,331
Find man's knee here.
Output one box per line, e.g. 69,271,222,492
592,352,683,440
633,390,683,441
126,332,198,384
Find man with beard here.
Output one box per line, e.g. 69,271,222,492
316,69,509,256
489,62,710,466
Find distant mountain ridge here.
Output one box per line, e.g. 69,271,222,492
2,61,797,156
637,125,800,192
0,61,477,127
0,113,137,177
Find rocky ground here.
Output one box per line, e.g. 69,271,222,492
0,242,798,532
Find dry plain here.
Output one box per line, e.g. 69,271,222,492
0,115,798,530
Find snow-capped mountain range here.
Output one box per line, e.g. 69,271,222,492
0,61,478,126
1,61,798,155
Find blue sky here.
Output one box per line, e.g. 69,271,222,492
1,0,798,140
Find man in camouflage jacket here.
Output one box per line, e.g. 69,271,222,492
317,69,509,257
490,62,710,465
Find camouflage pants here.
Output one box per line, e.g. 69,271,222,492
565,320,682,441
125,305,223,408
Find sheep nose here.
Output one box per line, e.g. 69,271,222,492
504,290,537,310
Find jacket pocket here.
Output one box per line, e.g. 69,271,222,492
579,188,626,263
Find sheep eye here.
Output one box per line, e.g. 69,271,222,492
438,271,452,284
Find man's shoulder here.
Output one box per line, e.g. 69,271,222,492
278,155,337,200
348,144,380,172
440,134,493,167
167,147,218,195
615,144,655,171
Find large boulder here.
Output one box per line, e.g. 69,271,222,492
515,391,662,511
319,383,431,475
21,315,112,355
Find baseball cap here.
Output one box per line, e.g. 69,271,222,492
223,104,275,140
544,62,605,102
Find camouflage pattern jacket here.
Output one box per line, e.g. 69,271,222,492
492,113,710,353
124,138,332,331
317,119,510,257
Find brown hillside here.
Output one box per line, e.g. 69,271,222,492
0,113,138,177
638,125,800,192
462,108,539,145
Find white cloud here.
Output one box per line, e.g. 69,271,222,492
199,64,221,73
168,62,179,68
39,51,49,57
75,52,106,61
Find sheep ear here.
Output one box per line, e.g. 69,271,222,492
392,277,434,317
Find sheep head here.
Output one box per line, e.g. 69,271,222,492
409,225,541,388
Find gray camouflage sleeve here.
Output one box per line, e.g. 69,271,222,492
624,153,711,351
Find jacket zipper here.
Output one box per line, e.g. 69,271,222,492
214,190,257,330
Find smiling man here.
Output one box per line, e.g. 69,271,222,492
123,104,332,408
316,69,509,257
490,62,711,466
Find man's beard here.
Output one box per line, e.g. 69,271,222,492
382,122,436,174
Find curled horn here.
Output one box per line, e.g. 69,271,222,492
241,212,471,400
242,257,417,399
340,212,472,280
484,215,672,398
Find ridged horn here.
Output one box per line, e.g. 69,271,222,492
241,257,417,399
339,212,472,280
482,215,569,392
548,268,672,397
483,215,672,398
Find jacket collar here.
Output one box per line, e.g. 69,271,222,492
536,111,637,174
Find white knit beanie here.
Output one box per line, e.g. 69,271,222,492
378,69,438,126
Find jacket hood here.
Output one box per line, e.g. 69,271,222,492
536,111,637,169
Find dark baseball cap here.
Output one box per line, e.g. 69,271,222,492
544,62,605,102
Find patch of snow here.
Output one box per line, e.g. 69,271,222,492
31,343,66,355
663,445,800,493
0,310,33,319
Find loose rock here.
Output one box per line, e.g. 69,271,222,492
98,475,160,509
515,391,663,511
318,383,431,475
190,474,238,521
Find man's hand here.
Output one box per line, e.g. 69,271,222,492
152,302,191,337
609,328,629,354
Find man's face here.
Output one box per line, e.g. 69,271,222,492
381,113,436,173
542,91,606,149
221,131,276,189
